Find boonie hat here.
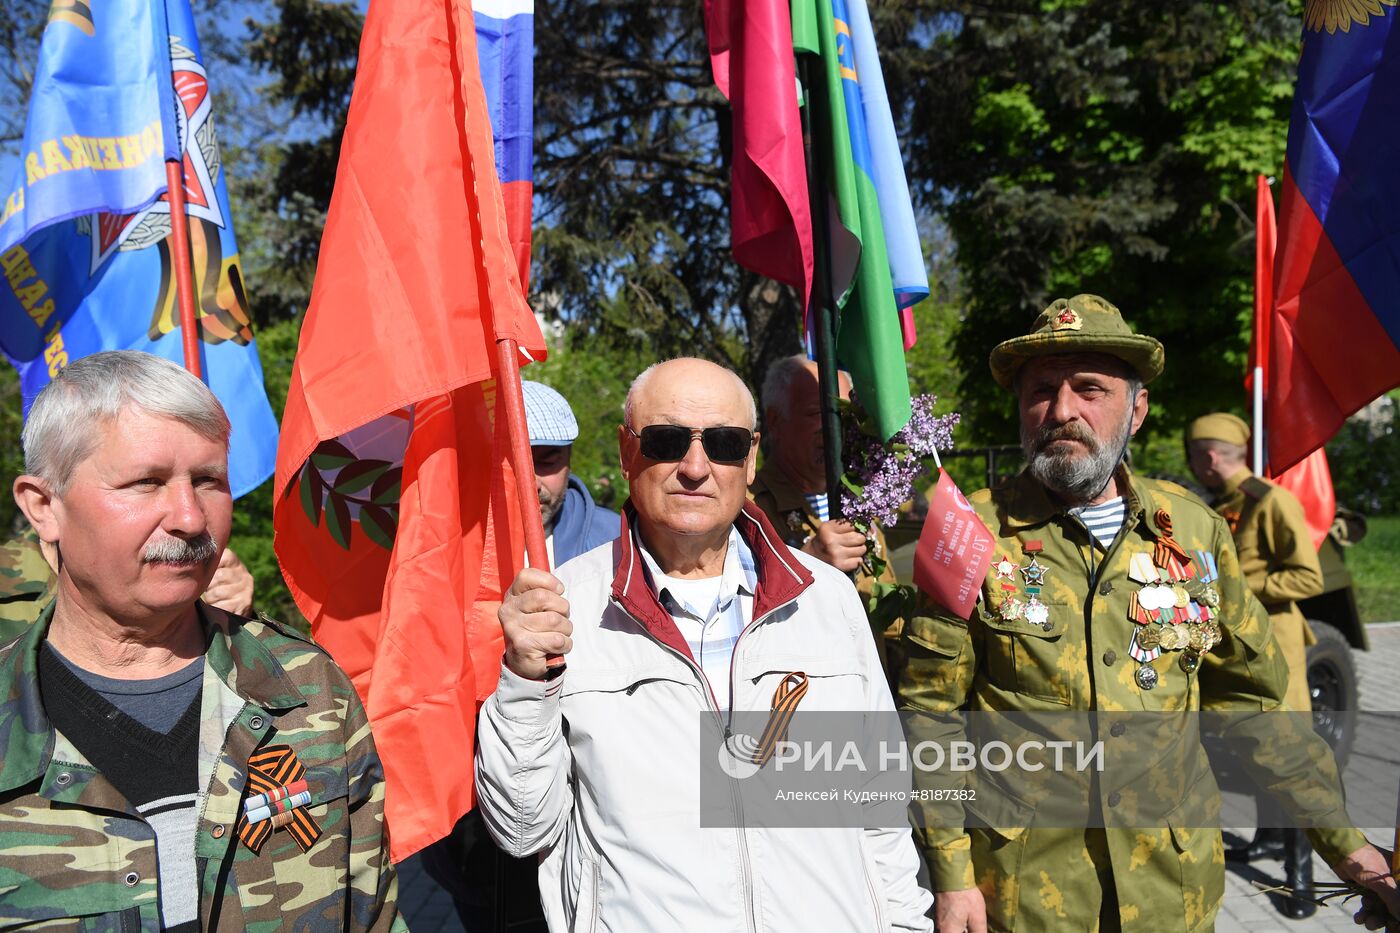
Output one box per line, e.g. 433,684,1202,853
522,381,578,446
989,294,1165,389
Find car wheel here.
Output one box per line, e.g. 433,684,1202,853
1306,621,1358,767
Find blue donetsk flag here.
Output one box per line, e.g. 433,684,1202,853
843,0,926,349
0,0,278,498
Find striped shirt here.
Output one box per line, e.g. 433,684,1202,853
640,526,756,712
1071,496,1127,549
803,492,830,522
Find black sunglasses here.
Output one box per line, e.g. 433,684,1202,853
626,424,755,463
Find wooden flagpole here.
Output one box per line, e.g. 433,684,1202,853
164,158,201,378
494,337,560,672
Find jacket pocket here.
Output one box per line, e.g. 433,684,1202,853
570,857,600,933
1154,769,1225,931
981,609,1073,706
857,838,890,932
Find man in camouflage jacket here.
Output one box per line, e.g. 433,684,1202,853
0,350,401,932
899,296,1398,932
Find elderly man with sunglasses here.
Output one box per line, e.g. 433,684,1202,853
475,358,934,931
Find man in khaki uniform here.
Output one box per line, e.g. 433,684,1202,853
1186,412,1321,714
1187,412,1325,889
899,295,1397,932
749,355,901,672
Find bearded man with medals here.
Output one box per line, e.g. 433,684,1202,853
897,296,1398,932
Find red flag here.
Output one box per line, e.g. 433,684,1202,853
1246,174,1275,397
913,469,996,620
704,0,813,306
1269,448,1336,551
272,0,545,861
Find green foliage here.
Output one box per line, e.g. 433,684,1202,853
882,0,1303,452
1326,393,1400,516
1350,515,1400,624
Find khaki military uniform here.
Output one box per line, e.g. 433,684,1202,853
899,468,1363,932
0,600,405,931
0,528,54,643
1210,470,1322,713
749,461,902,674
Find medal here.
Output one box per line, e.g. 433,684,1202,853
1136,664,1159,690
1137,625,1162,651
1187,625,1206,652
993,556,1017,580
1173,585,1189,609
1128,552,1158,584
1024,597,1050,630
1158,625,1182,651
999,597,1025,622
1179,651,1200,674
1021,557,1047,587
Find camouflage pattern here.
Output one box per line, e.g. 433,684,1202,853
899,467,1365,932
0,528,54,644
988,295,1166,389
1211,469,1323,713
749,460,903,676
0,600,405,932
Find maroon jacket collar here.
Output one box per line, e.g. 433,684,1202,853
609,500,815,662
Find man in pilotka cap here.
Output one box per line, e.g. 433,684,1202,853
898,296,1397,932
1187,411,1326,903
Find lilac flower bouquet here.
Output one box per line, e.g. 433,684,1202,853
839,393,959,629
841,394,959,527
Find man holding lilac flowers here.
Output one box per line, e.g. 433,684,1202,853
898,295,1398,932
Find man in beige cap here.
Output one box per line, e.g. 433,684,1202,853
899,295,1397,932
1186,412,1325,884
1185,412,1321,717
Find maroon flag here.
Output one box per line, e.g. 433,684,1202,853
704,0,813,305
914,469,995,619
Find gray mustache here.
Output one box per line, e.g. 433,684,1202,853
143,533,218,565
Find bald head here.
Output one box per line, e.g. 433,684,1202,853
623,359,757,431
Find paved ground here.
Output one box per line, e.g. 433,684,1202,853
396,624,1400,932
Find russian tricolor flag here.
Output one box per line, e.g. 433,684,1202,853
474,0,533,288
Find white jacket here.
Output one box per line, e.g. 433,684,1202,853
476,502,934,932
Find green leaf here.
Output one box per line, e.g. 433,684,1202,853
370,467,403,505
332,459,390,495
325,492,352,550
359,505,397,550
311,438,356,471
299,462,322,527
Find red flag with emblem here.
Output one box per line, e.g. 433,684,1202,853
272,0,545,861
913,469,996,620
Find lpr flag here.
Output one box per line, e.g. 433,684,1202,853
913,469,995,620
0,0,278,498
272,0,545,861
1267,4,1400,472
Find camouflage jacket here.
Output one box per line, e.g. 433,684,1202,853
0,529,54,644
0,600,404,932
1211,469,1324,614
899,468,1363,932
